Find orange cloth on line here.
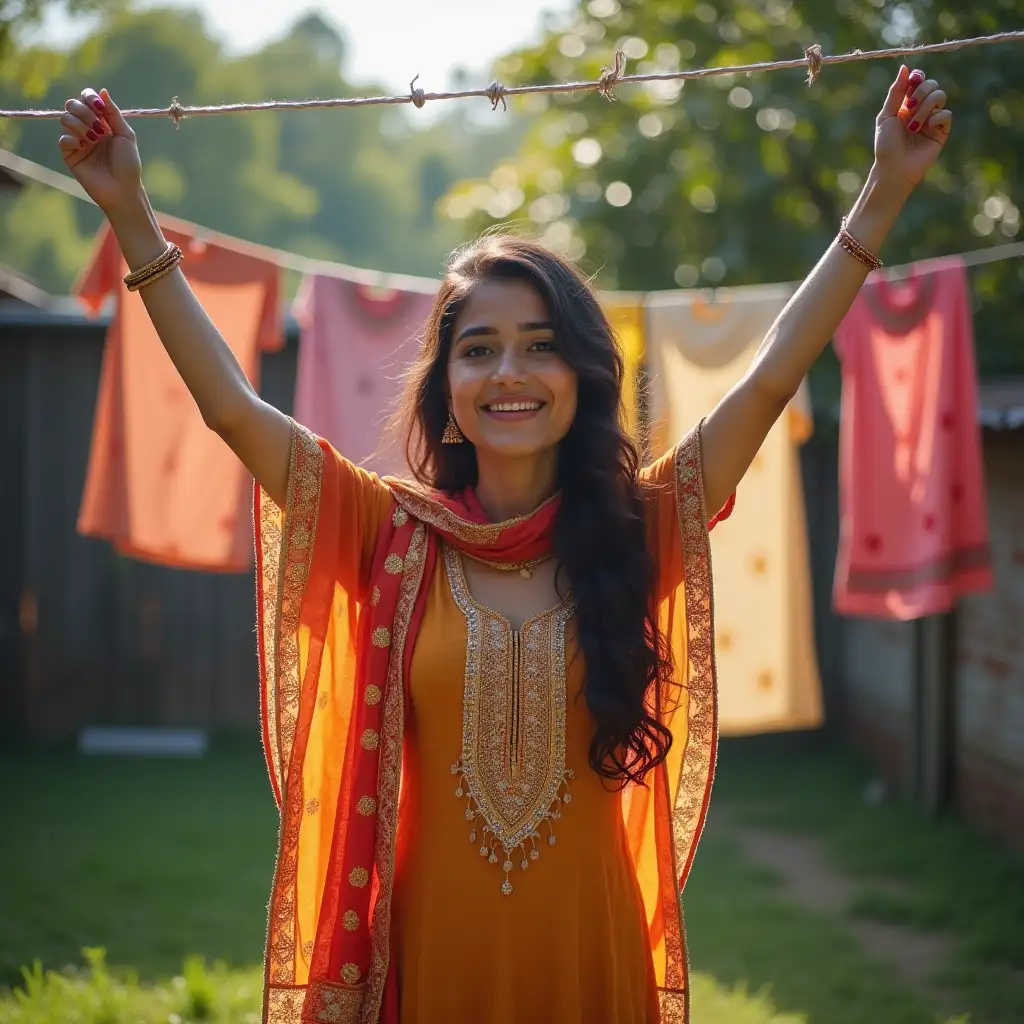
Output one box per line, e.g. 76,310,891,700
833,257,993,619
647,284,823,735
75,224,281,571
255,423,723,1023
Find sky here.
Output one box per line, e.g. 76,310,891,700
37,0,575,96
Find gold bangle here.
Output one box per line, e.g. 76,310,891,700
838,217,883,272
123,244,184,291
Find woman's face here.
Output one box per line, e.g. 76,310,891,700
447,277,578,462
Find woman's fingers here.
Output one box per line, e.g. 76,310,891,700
879,64,911,119
907,86,946,133
98,88,133,137
58,133,83,155
65,97,109,138
60,109,94,141
921,108,952,145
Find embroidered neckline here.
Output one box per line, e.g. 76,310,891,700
444,545,575,895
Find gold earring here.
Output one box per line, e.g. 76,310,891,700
442,412,465,444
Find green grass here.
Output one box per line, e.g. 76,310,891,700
705,736,1024,1024
0,735,1020,1023
0,737,278,986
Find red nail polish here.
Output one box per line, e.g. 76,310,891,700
86,129,97,141
80,139,88,148
92,119,104,132
93,98,106,111
908,120,919,132
907,97,918,110
909,69,924,83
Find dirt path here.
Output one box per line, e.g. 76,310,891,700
729,824,959,1009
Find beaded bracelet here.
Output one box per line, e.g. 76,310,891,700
123,243,184,292
838,217,883,272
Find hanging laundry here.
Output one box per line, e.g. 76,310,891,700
600,294,644,441
833,256,993,619
647,284,823,735
76,223,282,572
293,275,436,476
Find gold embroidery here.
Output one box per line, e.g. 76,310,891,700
392,507,408,527
306,798,320,816
659,987,688,1024
349,866,369,888
445,545,575,896
259,419,323,988
318,690,329,710
360,729,379,751
384,553,404,574
668,422,720,1022
387,478,558,546
302,940,314,958
266,986,306,1023
371,626,391,648
343,910,359,931
356,796,377,816
370,586,381,606
305,979,364,1024
363,523,427,1023
364,685,382,706
751,553,767,574
341,963,361,985
757,669,774,690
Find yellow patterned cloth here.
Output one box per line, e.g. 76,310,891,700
647,284,823,734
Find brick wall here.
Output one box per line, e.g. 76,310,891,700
954,433,1024,851
839,431,1024,852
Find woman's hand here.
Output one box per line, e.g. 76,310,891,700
874,65,952,193
58,88,144,216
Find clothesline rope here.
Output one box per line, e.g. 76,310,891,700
0,146,1019,296
1,29,1022,122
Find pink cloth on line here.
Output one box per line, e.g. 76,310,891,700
293,275,436,477
833,256,993,620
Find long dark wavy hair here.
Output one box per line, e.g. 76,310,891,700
394,234,673,786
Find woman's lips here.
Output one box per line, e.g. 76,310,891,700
481,399,546,422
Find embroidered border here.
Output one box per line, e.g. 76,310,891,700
659,987,688,1024
387,478,558,546
671,424,718,887
259,420,323,805
302,979,364,1023
259,420,323,1001
266,985,306,1024
362,523,428,1023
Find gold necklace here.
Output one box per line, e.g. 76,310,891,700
461,551,552,579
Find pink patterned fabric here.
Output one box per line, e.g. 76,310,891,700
293,276,436,476
833,256,993,619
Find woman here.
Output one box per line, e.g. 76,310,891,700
58,64,949,1023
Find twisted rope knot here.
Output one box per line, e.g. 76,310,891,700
805,43,823,85
486,81,507,111
168,96,185,128
409,76,426,109
597,50,626,101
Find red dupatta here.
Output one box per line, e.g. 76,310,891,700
255,420,722,1024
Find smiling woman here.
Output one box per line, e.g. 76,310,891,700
57,61,952,1023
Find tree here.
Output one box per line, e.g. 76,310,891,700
445,0,1024,379
0,7,525,290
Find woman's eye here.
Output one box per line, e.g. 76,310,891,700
463,345,492,358
530,338,557,352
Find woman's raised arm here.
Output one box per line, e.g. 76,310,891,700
59,87,291,507
699,65,951,518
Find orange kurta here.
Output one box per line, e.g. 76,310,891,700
256,422,719,1024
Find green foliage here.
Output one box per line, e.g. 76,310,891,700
0,6,525,292
448,0,1024,377
0,948,263,1023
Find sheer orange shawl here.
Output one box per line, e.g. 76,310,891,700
255,419,721,1024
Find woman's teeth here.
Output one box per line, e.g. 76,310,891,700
487,401,542,412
